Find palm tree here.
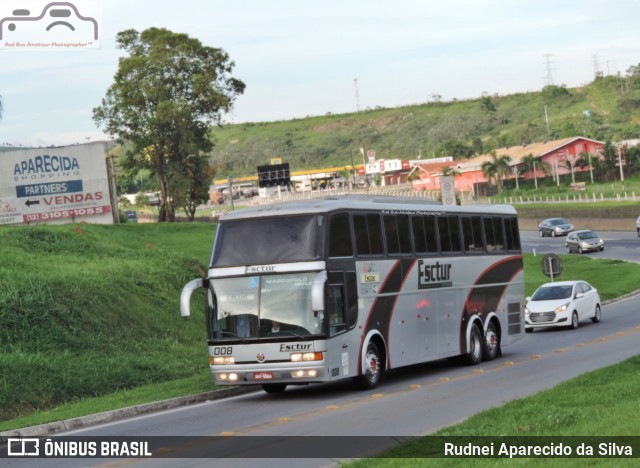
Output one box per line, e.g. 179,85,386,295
481,152,512,192
519,153,550,189
441,166,460,177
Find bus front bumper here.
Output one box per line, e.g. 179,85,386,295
211,363,330,386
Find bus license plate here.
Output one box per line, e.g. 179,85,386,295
254,372,273,380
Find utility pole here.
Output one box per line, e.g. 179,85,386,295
544,105,550,134
617,146,625,184
354,78,361,112
350,148,356,187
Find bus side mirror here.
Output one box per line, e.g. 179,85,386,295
311,271,327,312
181,278,206,318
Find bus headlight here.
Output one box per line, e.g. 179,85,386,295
217,372,238,381
290,369,319,378
211,356,235,365
290,352,323,362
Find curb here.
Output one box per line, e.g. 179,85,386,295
602,289,640,305
0,385,259,442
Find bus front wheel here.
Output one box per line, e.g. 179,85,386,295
355,341,384,390
262,384,287,394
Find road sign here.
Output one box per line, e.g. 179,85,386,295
541,253,563,280
367,150,376,163
440,176,456,206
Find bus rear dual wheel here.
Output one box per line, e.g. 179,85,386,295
463,322,500,365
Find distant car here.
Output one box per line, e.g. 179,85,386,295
565,230,604,254
525,281,601,332
538,218,574,237
636,215,640,237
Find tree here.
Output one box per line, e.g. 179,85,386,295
171,154,214,221
481,152,512,191
441,166,460,177
519,153,550,189
591,140,620,182
93,28,245,221
480,92,496,113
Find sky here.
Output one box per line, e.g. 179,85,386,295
1,0,639,147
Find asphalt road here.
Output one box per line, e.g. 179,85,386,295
521,230,640,263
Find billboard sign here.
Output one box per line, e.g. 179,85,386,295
0,143,114,225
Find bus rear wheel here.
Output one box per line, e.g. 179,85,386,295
462,324,484,365
261,384,287,394
355,341,384,390
483,321,500,361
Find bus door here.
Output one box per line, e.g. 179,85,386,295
326,270,358,380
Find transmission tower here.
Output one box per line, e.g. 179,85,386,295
354,78,361,112
592,54,602,78
542,54,555,86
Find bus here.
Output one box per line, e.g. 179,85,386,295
180,195,524,393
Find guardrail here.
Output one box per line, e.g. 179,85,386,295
259,187,441,203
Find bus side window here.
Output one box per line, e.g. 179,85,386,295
412,215,437,254
329,212,353,257
484,217,505,253
504,217,521,251
462,216,484,253
438,215,462,253
353,213,384,256
384,214,411,255
327,284,347,336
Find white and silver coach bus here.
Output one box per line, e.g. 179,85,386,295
180,195,524,393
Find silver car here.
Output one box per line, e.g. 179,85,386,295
636,216,640,237
565,230,604,254
538,218,574,237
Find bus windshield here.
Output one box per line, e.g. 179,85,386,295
212,215,323,267
210,272,325,340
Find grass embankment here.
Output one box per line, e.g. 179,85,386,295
1,223,639,433
0,223,214,426
348,355,640,467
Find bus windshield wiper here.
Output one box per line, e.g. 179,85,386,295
218,331,248,342
277,330,307,339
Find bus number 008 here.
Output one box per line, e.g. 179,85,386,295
212,347,233,356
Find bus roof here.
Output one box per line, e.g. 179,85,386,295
220,195,517,221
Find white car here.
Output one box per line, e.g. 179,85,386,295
636,215,640,237
525,281,601,332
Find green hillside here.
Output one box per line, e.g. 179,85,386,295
209,75,640,177
0,223,214,422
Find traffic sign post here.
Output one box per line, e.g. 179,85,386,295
541,253,563,282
